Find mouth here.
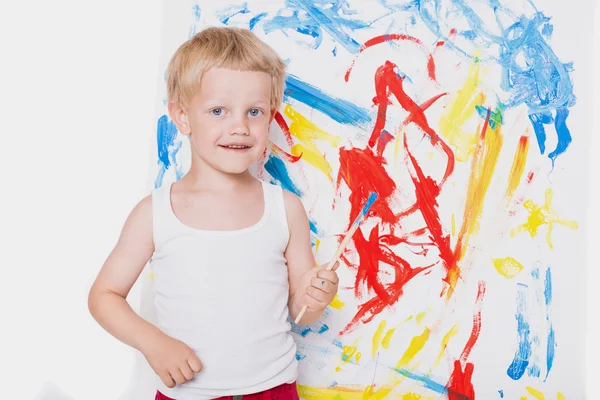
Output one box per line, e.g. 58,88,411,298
219,144,252,152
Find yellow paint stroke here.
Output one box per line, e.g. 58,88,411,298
451,213,456,236
492,256,524,278
148,272,154,280
382,327,396,349
396,328,431,368
372,320,387,358
329,294,345,310
438,56,486,161
363,385,394,400
506,134,530,199
336,339,361,372
526,386,546,400
416,311,427,325
284,105,340,181
510,188,578,249
521,397,528,400
315,239,321,253
298,385,366,400
382,315,413,350
557,393,566,400
402,393,422,400
448,108,503,297
434,324,459,366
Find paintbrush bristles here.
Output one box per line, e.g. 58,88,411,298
293,192,378,325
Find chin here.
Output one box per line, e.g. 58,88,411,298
219,163,255,175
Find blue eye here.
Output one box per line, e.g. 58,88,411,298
211,108,223,116
248,108,263,117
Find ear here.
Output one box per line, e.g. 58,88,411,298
168,101,191,135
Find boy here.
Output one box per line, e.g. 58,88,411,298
88,27,339,399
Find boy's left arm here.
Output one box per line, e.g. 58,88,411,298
283,190,339,325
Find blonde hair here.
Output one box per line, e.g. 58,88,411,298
167,27,286,111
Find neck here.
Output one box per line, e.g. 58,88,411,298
180,163,256,192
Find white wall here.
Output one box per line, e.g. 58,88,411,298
1,1,597,399
1,1,161,398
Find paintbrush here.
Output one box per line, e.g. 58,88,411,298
294,192,379,324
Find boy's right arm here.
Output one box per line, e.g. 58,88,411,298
88,195,201,388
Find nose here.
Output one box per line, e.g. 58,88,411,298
229,112,250,136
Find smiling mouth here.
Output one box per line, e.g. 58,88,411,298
219,145,252,150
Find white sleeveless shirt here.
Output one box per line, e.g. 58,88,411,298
150,180,297,399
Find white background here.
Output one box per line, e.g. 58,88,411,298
0,1,597,399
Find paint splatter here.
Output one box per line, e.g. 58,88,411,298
492,257,525,279
155,115,182,188
507,283,531,380
510,188,578,248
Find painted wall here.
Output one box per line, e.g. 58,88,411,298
2,0,599,399
146,1,592,399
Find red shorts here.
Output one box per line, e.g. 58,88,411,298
155,382,299,400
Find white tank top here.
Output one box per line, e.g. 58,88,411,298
149,180,298,399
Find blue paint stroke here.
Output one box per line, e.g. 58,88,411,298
499,389,504,398
264,155,303,197
391,367,448,395
217,2,250,25
262,0,369,53
414,1,576,163
300,327,312,337
332,46,337,56
318,324,329,334
249,12,267,30
295,352,307,361
529,112,552,154
192,4,201,21
309,220,321,235
507,283,531,380
155,115,182,188
544,267,556,381
284,74,372,126
547,107,572,165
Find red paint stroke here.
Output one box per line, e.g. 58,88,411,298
274,111,294,147
340,224,430,335
446,360,475,400
526,171,535,183
376,130,395,157
445,281,485,400
270,142,302,163
404,144,456,285
427,55,436,81
337,146,397,226
460,281,486,363
345,34,436,82
335,60,460,333
370,61,454,185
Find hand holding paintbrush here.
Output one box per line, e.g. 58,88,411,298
294,192,378,324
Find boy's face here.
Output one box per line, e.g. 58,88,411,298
171,67,274,175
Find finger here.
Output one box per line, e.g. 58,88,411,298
188,355,202,373
170,367,186,385
160,371,176,389
317,269,339,285
302,292,324,311
331,261,340,271
311,277,335,294
180,363,195,381
307,286,329,303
